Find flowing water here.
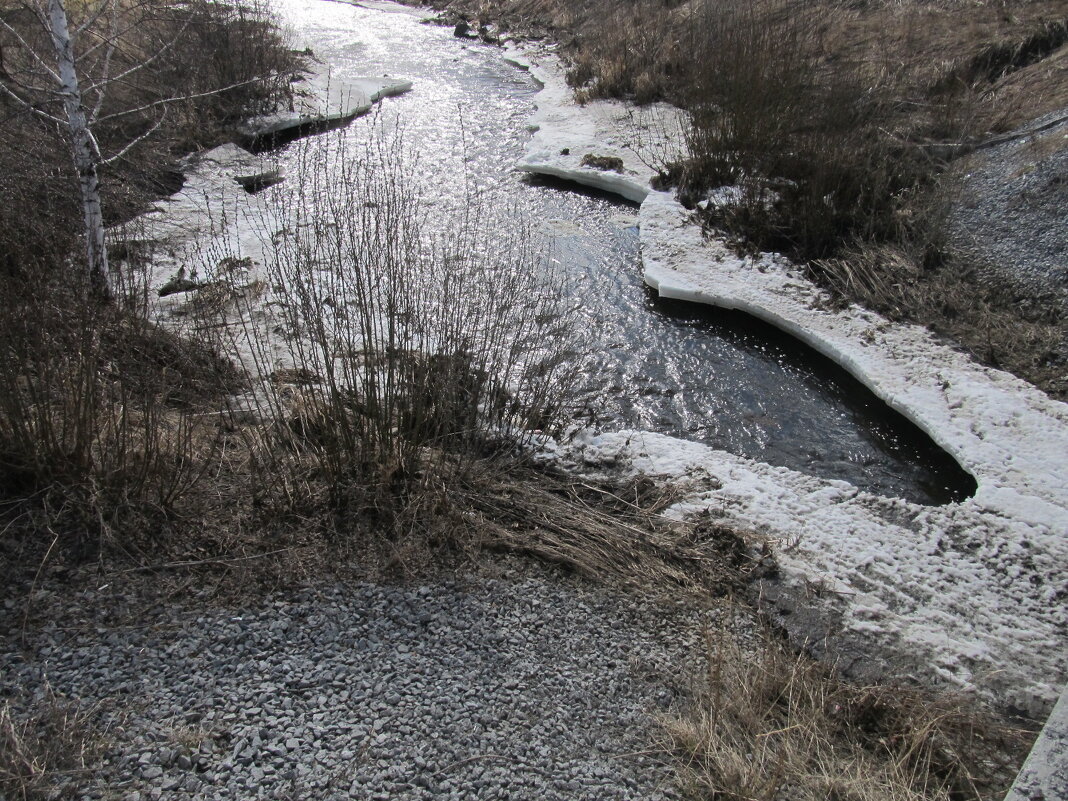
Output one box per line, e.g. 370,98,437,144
263,0,976,505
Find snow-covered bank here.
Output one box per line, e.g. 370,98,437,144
111,19,413,384
508,48,683,204
514,49,1068,716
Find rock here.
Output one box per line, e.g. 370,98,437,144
233,169,285,194
0,557,711,800
580,154,625,172
157,275,202,297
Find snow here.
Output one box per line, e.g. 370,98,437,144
1005,687,1068,801
514,47,1068,716
507,47,685,204
238,76,412,141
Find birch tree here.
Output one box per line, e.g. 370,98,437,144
0,0,282,299
45,0,109,297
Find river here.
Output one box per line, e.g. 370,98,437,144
259,0,974,505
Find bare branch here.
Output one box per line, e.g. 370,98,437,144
88,0,119,120
0,16,61,84
86,123,102,158
75,0,116,37
99,105,166,165
81,14,192,105
78,5,168,60
0,80,65,124
2,68,66,97
93,74,275,124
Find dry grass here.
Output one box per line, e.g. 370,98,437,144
0,688,104,801
450,464,768,594
815,245,1067,399
661,631,1034,801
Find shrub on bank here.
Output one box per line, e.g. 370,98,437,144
0,0,301,552
559,0,1067,395
231,129,578,529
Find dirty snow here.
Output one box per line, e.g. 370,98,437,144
514,48,1068,716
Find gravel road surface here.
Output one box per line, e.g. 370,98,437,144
1,558,747,800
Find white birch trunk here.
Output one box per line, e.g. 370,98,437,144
47,0,111,298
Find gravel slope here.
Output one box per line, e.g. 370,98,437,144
950,110,1068,314
1,558,745,800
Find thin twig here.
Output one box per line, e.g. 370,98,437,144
111,547,300,574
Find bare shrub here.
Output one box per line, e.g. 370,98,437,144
661,631,1032,801
226,125,578,523
666,0,952,263
0,267,238,553
565,0,689,104
0,0,298,555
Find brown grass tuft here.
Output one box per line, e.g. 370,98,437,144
0,688,105,801
450,463,767,595
815,245,1067,399
661,631,1034,801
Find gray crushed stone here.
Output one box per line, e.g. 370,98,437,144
1,559,742,800
949,110,1068,314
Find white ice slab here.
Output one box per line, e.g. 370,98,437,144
238,76,412,141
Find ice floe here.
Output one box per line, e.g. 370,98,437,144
238,75,412,150
508,47,684,203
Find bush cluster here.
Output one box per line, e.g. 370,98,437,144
0,0,300,551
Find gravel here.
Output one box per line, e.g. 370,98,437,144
950,110,1068,314
1,558,739,800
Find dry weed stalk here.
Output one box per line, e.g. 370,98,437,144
214,124,580,525
0,688,103,801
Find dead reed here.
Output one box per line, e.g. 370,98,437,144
0,688,104,801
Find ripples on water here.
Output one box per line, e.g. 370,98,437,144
264,0,976,504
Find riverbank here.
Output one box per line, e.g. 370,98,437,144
509,42,1067,717
415,0,1068,401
